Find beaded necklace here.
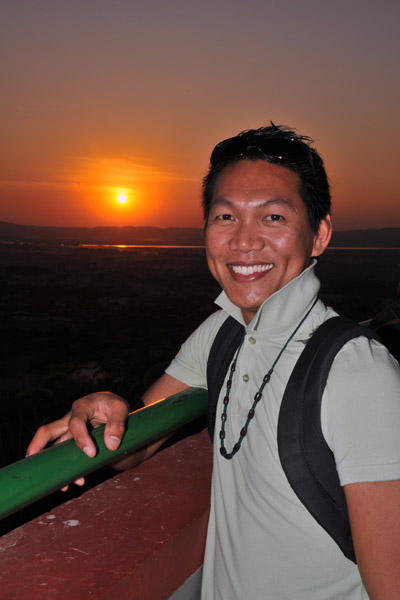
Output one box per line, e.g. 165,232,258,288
219,298,318,459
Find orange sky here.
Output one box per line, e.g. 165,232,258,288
1,1,399,231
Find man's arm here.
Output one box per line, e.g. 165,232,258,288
344,480,400,599
26,373,190,477
109,373,191,470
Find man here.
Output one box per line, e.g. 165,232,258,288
28,125,400,599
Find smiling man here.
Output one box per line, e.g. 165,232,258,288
204,159,330,322
28,124,400,599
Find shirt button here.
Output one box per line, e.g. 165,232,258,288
243,374,249,382
248,336,256,344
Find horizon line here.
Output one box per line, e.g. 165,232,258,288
0,220,399,233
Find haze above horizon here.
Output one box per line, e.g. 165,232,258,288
1,1,399,231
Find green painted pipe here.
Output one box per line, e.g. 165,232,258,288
0,388,208,521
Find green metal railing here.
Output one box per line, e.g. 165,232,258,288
0,388,208,521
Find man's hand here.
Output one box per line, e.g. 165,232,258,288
27,391,129,457
26,374,189,489
26,391,130,489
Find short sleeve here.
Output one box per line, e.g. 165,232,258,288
165,309,228,389
321,337,400,485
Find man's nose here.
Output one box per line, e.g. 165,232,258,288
228,221,265,252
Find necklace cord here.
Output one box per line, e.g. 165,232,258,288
219,298,319,459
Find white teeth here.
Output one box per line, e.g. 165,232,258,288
231,264,273,275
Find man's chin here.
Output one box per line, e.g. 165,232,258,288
240,308,259,325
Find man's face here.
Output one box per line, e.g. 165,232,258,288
205,159,331,324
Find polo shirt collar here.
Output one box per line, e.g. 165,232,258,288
214,260,321,337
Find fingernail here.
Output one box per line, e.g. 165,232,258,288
108,436,120,450
83,445,95,457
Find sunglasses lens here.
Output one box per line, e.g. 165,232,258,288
210,136,313,168
210,137,247,164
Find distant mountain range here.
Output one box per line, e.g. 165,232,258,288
0,221,398,247
0,221,205,246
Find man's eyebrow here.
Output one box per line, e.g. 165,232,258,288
262,198,297,212
209,198,234,210
209,197,297,211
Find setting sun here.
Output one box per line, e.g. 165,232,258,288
117,194,127,204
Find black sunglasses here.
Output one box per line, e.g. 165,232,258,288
210,135,315,169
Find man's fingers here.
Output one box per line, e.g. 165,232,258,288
28,392,129,461
68,393,129,456
55,431,74,444
104,418,126,450
26,415,71,456
61,477,85,492
104,401,129,450
68,413,97,457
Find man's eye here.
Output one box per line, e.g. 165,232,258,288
266,214,283,221
216,214,233,221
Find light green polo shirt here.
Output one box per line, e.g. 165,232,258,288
166,263,400,599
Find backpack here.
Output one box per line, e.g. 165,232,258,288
206,299,400,564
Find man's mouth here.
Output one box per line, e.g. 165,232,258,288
230,263,274,276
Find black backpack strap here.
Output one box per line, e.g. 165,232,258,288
206,316,245,441
278,316,381,563
368,298,400,361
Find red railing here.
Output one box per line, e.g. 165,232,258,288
0,429,213,599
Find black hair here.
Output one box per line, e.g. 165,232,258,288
202,124,331,232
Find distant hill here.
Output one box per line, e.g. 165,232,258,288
0,221,205,245
0,221,398,247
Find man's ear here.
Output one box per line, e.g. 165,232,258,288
312,215,332,257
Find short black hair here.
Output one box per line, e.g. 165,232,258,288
202,124,331,232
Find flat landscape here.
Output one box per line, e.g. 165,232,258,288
0,243,398,532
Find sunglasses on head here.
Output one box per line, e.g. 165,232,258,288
210,135,315,169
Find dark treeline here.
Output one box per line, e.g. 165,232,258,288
0,244,399,534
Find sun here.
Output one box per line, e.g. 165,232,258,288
117,194,127,204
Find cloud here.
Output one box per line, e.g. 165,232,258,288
0,155,197,190
75,155,197,186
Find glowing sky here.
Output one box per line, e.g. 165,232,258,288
1,0,399,230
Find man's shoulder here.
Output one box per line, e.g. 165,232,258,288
191,308,233,338
331,328,399,374
175,309,232,362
